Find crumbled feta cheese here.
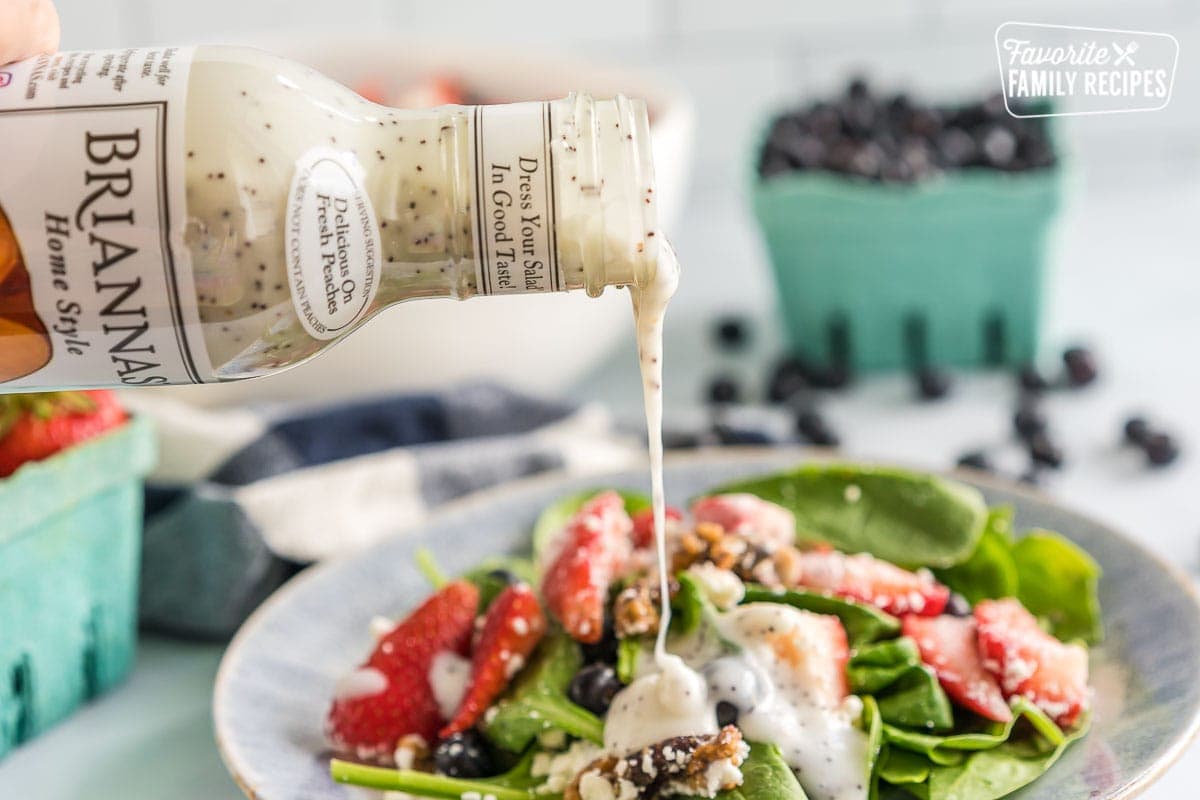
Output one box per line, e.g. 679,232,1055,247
428,651,471,720
686,562,745,610
532,741,604,794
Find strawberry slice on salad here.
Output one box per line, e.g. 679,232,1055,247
795,549,950,616
903,615,1013,723
327,580,479,760
975,598,1090,727
441,583,546,737
541,491,633,644
691,493,796,550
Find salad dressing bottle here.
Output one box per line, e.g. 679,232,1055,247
0,46,669,390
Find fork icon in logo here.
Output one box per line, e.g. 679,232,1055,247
1113,41,1140,66
0,73,11,88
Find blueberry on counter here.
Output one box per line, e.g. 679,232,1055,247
795,409,840,447
1028,433,1064,469
1144,432,1180,467
568,663,623,716
713,316,750,350
1063,346,1099,387
916,366,952,400
1013,403,1048,441
956,451,994,472
1123,416,1151,446
706,375,742,406
1017,363,1050,393
434,731,495,779
767,366,809,405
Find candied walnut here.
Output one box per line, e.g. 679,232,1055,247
565,725,747,800
670,521,804,591
613,576,678,639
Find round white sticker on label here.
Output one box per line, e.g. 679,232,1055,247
285,148,381,340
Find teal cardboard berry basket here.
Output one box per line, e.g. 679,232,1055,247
0,415,155,758
751,131,1063,371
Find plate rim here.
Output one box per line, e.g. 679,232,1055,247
213,447,1200,800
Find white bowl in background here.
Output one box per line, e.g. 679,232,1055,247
154,36,694,408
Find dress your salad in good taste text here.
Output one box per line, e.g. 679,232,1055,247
326,463,1102,800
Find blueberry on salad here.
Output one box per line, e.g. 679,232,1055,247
327,463,1101,800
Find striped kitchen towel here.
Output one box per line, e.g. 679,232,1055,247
123,384,643,639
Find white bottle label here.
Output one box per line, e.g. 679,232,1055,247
0,48,212,388
469,102,563,295
284,148,381,341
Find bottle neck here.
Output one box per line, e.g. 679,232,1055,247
375,93,660,305
550,93,660,297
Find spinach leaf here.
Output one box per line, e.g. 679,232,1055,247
849,639,954,732
883,697,1064,765
877,669,955,733
878,747,932,785
875,699,1090,800
848,638,923,694
1011,531,1104,644
531,489,651,567
933,507,1019,604
461,556,538,611
616,636,645,685
481,632,603,752
710,742,809,800
743,586,900,645
919,711,1090,800
330,758,534,800
673,570,710,635
703,463,987,569
863,695,884,800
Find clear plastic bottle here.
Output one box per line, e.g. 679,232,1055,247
0,46,663,390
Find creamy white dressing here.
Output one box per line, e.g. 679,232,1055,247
718,606,870,800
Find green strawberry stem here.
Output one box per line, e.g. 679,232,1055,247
524,693,605,744
330,759,532,799
415,547,449,589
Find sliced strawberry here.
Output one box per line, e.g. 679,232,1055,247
0,391,127,478
903,615,1012,723
327,580,479,761
631,505,683,549
541,491,633,644
795,550,950,617
975,598,1089,727
441,583,546,737
691,493,796,551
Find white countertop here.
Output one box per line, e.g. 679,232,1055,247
1,162,1198,798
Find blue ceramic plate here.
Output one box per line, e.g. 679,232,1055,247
214,451,1200,800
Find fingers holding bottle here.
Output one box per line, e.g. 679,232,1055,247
0,0,60,66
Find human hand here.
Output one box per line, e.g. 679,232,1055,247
0,0,59,66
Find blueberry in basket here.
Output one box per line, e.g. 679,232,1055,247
759,78,1056,183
